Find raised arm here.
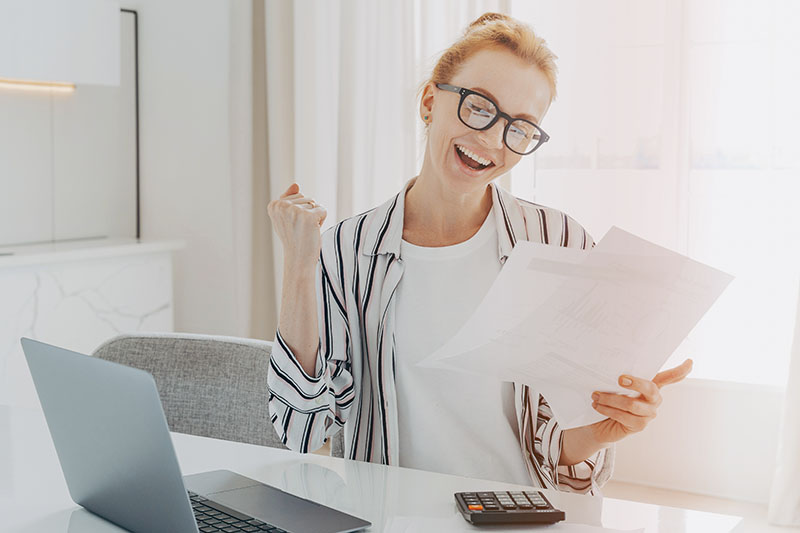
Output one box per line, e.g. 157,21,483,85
266,184,356,453
267,183,327,376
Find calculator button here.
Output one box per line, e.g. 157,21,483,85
511,497,532,508
477,492,495,498
467,504,483,511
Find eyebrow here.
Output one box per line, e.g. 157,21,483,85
471,86,540,124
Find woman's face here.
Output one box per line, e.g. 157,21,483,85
421,47,552,196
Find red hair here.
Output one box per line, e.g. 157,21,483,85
426,12,558,102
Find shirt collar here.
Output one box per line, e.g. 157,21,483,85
364,177,524,263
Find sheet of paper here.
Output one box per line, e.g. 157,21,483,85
384,515,644,533
418,226,734,429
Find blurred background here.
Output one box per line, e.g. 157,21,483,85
1,0,798,529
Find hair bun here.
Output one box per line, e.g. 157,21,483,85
467,12,512,31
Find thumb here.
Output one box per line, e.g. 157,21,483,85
281,183,300,198
653,359,693,389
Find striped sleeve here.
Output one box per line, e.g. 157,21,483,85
267,225,356,454
536,394,615,494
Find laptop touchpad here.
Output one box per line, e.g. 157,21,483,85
211,484,368,533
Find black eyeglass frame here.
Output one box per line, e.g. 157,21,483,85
435,83,550,155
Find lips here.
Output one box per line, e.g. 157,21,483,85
454,144,495,173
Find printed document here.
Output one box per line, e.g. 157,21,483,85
418,226,733,429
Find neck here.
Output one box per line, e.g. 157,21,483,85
403,168,493,247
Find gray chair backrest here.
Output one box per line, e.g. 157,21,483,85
92,332,284,449
92,332,345,456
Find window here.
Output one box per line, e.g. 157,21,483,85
509,0,800,386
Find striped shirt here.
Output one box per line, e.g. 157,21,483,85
268,178,615,494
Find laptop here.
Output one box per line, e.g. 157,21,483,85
20,337,371,533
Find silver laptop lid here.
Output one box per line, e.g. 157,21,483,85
21,337,198,533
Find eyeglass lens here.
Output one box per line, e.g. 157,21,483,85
459,93,542,154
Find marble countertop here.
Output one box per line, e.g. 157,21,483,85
0,238,185,268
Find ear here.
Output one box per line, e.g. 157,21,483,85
419,82,435,120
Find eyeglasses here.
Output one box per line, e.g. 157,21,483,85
435,83,550,156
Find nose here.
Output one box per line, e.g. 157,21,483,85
476,119,504,150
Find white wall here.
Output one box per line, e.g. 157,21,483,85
611,380,784,504
120,0,253,337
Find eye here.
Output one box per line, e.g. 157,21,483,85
508,125,529,139
466,101,492,116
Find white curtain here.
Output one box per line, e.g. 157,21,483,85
264,0,416,310
262,0,505,318
769,283,800,526
228,0,256,338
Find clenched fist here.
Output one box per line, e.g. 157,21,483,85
267,183,328,271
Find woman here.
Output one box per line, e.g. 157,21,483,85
267,12,692,494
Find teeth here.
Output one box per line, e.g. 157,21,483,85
456,145,492,167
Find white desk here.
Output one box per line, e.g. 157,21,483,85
2,405,742,533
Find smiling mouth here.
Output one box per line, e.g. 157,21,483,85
455,144,495,171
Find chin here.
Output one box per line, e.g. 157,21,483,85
443,170,494,198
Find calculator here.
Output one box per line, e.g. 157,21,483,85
454,490,566,525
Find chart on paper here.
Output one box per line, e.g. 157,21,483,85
418,226,734,429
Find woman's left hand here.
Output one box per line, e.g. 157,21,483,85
589,359,693,444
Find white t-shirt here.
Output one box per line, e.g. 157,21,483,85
395,211,531,485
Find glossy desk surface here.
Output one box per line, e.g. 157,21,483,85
2,405,742,532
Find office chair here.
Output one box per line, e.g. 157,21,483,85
92,332,345,457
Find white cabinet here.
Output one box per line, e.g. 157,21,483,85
0,0,120,86
0,239,183,407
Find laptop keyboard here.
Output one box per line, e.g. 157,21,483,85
189,491,288,532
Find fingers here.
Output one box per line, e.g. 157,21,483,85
308,205,327,226
617,374,661,404
592,359,692,439
288,196,317,206
652,359,693,389
268,192,323,215
278,184,323,211
592,402,650,432
592,391,657,417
